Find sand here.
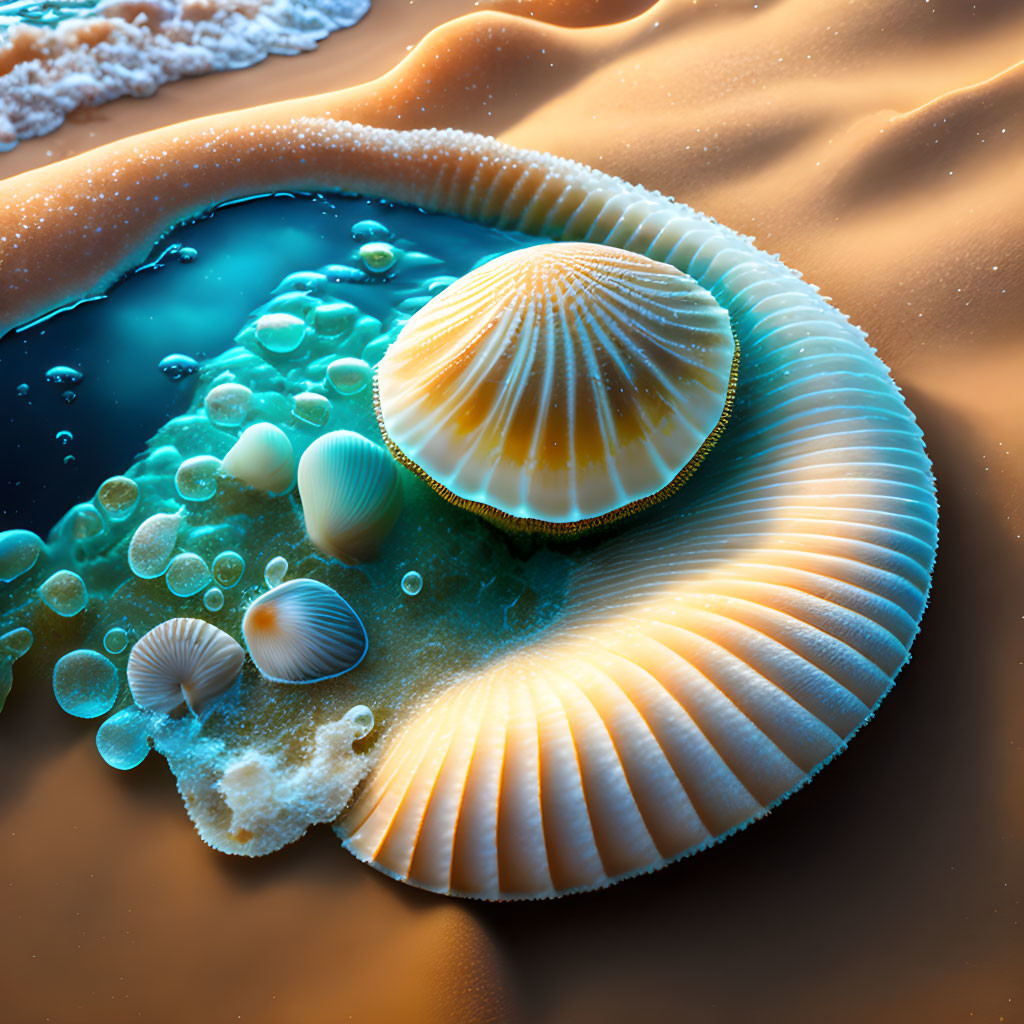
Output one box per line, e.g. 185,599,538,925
0,0,1021,1021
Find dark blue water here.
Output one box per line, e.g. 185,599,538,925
0,193,534,534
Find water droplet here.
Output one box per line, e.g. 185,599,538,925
263,556,288,589
45,365,83,386
204,382,252,428
401,571,423,596
158,353,199,381
212,550,245,588
177,246,198,263
38,570,88,616
55,429,73,445
0,529,43,583
351,219,390,243
53,649,118,718
326,357,372,396
63,455,76,465
203,587,225,612
103,627,129,654
96,476,140,521
165,552,212,598
292,391,331,427
96,707,150,769
341,704,375,740
15,383,29,397
61,389,77,404
174,455,221,502
359,242,398,274
0,627,33,660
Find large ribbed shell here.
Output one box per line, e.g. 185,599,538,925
375,242,737,531
0,122,939,899
127,617,245,715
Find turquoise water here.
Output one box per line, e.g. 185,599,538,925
0,192,537,532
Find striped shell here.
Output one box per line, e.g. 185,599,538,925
375,242,737,533
0,122,939,899
297,430,402,564
127,617,244,715
242,578,368,683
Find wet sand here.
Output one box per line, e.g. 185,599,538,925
1,1,1022,1021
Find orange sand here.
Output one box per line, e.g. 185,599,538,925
1,1,1021,1021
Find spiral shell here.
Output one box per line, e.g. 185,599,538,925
375,242,737,533
297,430,402,564
127,617,244,715
0,122,939,899
242,578,368,683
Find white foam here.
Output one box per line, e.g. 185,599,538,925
0,0,370,150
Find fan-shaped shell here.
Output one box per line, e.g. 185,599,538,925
127,617,244,714
297,430,402,564
242,578,368,683
375,242,737,533
221,423,295,495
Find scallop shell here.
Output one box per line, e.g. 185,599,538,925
127,617,245,715
220,423,295,495
297,430,402,564
375,242,737,533
242,578,368,683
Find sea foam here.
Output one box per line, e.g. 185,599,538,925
0,0,370,150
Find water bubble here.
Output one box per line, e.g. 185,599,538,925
53,649,118,718
0,627,33,659
96,707,150,769
15,383,29,397
64,503,103,540
320,263,370,285
38,570,88,616
212,550,245,588
96,475,140,521
351,219,390,243
45,365,83,386
292,391,330,427
63,455,76,465
263,556,288,589
401,571,423,596
61,390,77,404
341,704,375,740
103,627,129,654
56,429,73,445
204,382,251,427
177,246,198,263
158,353,199,381
203,587,225,612
166,552,212,598
313,301,358,337
254,312,306,354
359,242,398,274
174,455,221,502
326,357,372,396
0,529,43,582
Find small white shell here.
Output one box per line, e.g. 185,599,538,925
221,423,295,495
127,617,244,714
297,430,401,564
242,578,367,683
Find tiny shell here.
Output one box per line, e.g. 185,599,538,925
221,423,295,495
127,617,244,714
242,578,368,683
297,430,402,564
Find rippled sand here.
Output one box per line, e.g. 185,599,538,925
1,1,1021,1021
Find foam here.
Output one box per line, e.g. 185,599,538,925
0,0,370,150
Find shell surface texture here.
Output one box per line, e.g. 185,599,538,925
127,617,245,715
242,578,368,684
375,241,738,534
0,122,939,902
297,430,402,564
